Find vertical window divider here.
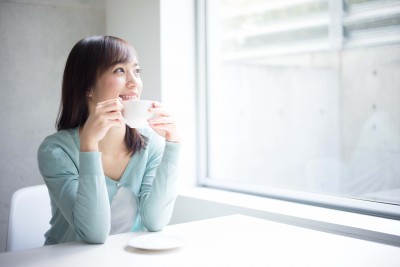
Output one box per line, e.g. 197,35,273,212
329,0,344,50
196,0,208,185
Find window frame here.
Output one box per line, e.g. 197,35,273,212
196,0,400,220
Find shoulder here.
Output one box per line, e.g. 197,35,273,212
38,128,79,167
40,128,78,148
42,128,78,143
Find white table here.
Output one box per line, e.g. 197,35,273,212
0,214,399,267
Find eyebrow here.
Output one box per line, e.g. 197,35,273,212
114,61,139,68
125,61,139,67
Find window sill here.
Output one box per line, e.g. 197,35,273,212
175,186,400,246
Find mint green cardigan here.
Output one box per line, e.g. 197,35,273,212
37,127,180,245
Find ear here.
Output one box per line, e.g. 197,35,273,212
86,90,92,98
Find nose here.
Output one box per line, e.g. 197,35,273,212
126,70,139,88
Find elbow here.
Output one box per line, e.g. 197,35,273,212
83,230,108,244
145,221,166,232
72,207,111,244
84,233,108,244
75,222,110,244
141,210,172,232
140,199,176,232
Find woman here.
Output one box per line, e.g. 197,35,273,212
37,36,181,245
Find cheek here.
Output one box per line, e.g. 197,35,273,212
102,78,125,97
106,78,124,90
92,78,123,102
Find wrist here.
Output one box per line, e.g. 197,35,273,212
166,133,181,143
80,139,99,152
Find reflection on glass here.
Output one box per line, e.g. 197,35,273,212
206,0,400,205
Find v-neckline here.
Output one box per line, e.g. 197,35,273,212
73,127,135,184
105,155,135,184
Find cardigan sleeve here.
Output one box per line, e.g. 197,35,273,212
37,142,111,243
138,140,181,231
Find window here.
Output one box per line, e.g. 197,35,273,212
198,0,400,218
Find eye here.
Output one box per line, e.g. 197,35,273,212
135,68,142,75
113,67,125,73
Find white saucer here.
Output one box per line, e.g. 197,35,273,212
127,233,186,250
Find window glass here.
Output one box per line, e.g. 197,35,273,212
203,0,400,212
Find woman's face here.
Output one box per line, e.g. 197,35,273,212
88,58,143,104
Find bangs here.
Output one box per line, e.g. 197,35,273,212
98,36,137,75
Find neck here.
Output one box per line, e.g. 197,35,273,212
99,126,128,156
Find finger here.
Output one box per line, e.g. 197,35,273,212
149,101,174,116
109,119,125,129
97,97,123,107
148,116,175,125
149,107,172,117
149,123,171,130
97,97,122,106
97,99,124,112
104,111,126,122
151,101,163,108
106,114,126,128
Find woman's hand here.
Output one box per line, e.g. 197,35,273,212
148,101,181,143
80,98,125,151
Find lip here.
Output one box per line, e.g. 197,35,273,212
119,93,139,101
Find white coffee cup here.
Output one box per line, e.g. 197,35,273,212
123,100,154,128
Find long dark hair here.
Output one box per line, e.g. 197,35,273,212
56,35,147,156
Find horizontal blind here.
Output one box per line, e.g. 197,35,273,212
219,0,331,61
217,0,400,60
343,0,400,48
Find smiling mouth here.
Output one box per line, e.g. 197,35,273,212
119,94,138,101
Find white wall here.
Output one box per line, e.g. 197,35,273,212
0,0,106,253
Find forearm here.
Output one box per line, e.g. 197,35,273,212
140,142,180,231
72,152,111,243
39,147,111,243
